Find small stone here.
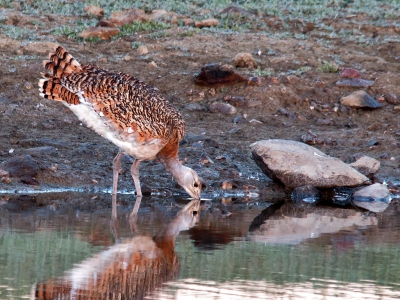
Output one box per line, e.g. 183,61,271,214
182,18,194,26
84,5,104,18
49,164,58,172
16,49,23,55
375,97,385,105
232,52,257,69
340,68,362,79
233,115,248,124
200,152,214,164
209,102,237,115
340,90,382,108
385,93,400,105
0,169,9,177
221,181,234,189
137,45,149,55
109,8,146,26
336,78,375,88
79,26,120,40
4,155,39,178
123,55,132,61
1,177,11,184
350,155,380,177
25,82,32,90
195,18,219,28
148,61,158,68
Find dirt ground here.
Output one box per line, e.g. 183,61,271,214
1,9,400,200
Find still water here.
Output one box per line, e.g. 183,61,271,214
0,192,400,299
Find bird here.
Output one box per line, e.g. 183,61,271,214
38,46,203,199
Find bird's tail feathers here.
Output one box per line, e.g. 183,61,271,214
43,46,82,78
38,74,79,104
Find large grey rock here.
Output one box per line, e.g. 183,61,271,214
250,139,369,189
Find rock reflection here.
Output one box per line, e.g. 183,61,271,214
249,203,377,245
34,198,201,300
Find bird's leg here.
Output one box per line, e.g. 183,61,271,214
112,150,124,196
131,159,142,197
129,195,142,233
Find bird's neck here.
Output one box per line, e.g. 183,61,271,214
158,156,183,181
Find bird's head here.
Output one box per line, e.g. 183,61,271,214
176,166,204,199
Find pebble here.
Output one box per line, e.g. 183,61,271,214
385,93,400,105
340,68,362,79
232,52,257,69
336,78,375,88
0,169,9,177
209,102,237,115
340,90,382,108
4,155,39,178
138,45,149,55
148,61,158,68
349,155,380,177
233,115,248,124
109,8,146,26
182,18,194,26
200,152,214,164
195,18,219,28
84,5,104,17
79,25,120,40
1,177,11,184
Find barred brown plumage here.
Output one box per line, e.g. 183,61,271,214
38,45,203,199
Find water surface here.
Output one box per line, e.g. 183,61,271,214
0,193,400,299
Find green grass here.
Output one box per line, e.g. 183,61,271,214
1,0,400,43
317,61,339,73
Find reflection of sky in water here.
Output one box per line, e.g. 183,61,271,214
151,279,400,299
1,194,400,299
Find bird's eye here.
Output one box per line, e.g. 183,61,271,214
193,182,199,188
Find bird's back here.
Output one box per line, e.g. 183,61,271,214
39,46,185,160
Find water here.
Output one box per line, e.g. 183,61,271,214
1,193,400,299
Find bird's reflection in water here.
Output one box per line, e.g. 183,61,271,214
34,196,201,299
